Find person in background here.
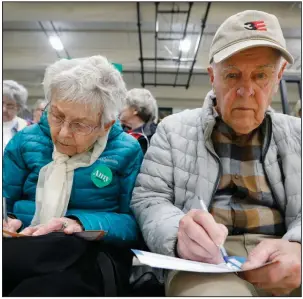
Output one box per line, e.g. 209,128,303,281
32,99,48,123
3,80,29,151
119,88,158,154
293,100,301,118
3,55,143,296
131,10,301,297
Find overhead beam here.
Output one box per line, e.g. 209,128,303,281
3,26,301,39
3,2,300,33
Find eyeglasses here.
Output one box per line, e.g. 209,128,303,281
3,103,17,111
48,110,100,136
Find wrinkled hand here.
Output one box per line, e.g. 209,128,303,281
176,209,228,264
240,239,301,296
3,217,22,233
21,217,84,236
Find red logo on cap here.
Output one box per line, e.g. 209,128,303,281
244,21,267,31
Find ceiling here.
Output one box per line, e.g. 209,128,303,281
3,1,302,111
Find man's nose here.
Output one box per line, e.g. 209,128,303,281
236,82,255,97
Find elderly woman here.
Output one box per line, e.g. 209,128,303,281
32,98,48,123
119,88,158,154
3,80,29,151
3,56,143,296
293,100,301,118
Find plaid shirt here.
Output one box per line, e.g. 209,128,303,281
210,116,285,236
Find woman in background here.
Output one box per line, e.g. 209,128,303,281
120,88,158,154
32,98,48,123
3,80,29,151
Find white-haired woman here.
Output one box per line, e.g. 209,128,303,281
293,100,301,118
32,98,48,123
3,56,143,296
119,88,158,154
3,80,29,151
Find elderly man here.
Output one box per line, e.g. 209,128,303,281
131,10,301,297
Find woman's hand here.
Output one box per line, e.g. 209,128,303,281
21,217,84,236
3,217,22,233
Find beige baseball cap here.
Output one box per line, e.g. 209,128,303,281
209,10,294,64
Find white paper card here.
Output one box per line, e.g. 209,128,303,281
132,249,272,273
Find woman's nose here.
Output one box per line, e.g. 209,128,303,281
58,121,72,137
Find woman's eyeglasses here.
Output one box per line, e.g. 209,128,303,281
44,101,100,136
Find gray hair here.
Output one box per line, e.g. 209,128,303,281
3,80,28,109
293,100,301,117
126,88,158,123
43,55,127,126
33,99,48,111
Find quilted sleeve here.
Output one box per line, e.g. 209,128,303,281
281,117,302,243
130,120,184,256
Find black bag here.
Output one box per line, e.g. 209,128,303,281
3,232,133,296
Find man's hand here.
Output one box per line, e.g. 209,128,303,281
176,209,228,264
21,217,84,236
240,239,301,296
3,217,22,233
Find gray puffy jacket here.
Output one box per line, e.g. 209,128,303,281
131,91,301,257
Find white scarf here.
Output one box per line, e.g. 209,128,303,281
31,132,110,226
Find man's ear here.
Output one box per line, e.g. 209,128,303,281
277,60,287,81
273,60,287,93
207,66,215,84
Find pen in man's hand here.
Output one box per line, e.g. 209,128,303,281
199,199,229,263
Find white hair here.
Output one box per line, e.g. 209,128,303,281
3,80,28,109
43,55,127,126
293,100,301,117
126,88,158,123
33,98,48,110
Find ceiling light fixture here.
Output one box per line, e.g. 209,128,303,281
179,39,191,53
49,36,64,51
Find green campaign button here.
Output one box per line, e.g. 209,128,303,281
91,165,113,188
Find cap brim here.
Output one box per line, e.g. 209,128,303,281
213,40,294,64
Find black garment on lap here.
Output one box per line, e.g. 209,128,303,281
3,232,133,297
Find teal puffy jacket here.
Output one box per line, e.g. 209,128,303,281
3,113,143,245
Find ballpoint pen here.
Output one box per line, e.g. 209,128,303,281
199,198,229,263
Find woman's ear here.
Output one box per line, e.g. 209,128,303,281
98,120,115,137
104,120,115,132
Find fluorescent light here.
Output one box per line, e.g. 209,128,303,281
49,36,64,51
179,39,191,53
